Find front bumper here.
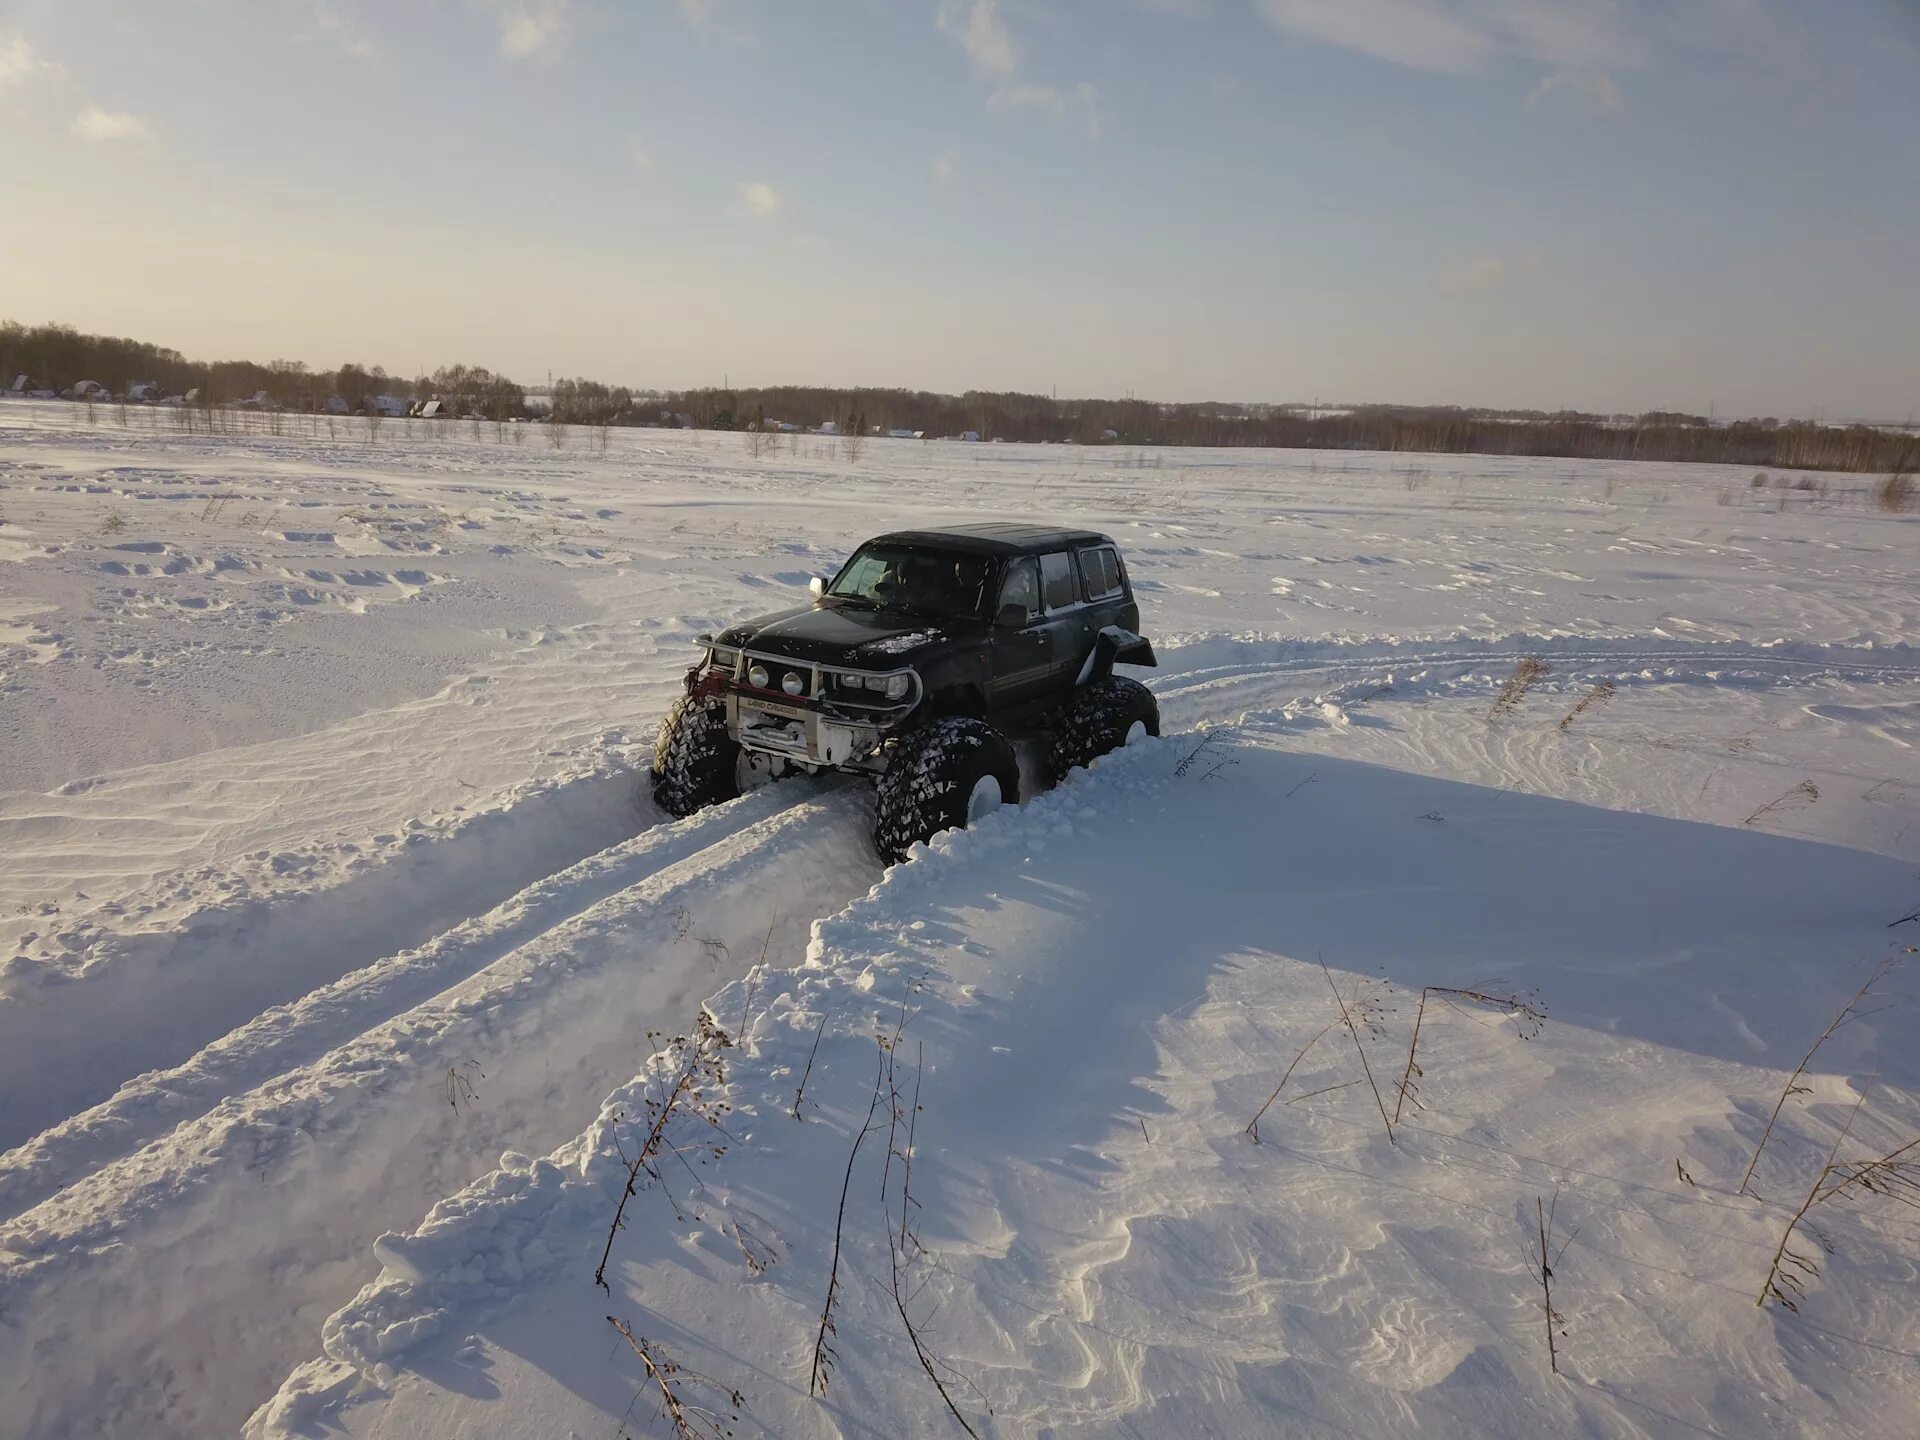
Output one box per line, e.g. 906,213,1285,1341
730,693,877,768
692,644,921,769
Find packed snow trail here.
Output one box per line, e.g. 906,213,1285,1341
252,735,1919,1440
0,785,883,1440
0,760,650,1150
0,780,828,1222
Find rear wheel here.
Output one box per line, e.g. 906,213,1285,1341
650,693,740,817
873,717,1019,862
1050,675,1159,782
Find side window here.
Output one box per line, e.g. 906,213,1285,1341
997,557,1039,620
1078,547,1121,600
1039,551,1078,611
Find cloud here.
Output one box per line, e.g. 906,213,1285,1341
71,105,152,144
627,135,654,170
939,1,1096,136
299,4,379,63
1527,67,1622,114
496,0,571,60
0,35,65,91
1256,0,1637,76
987,80,1063,114
988,79,1100,137
932,152,956,184
1073,80,1101,138
938,0,1019,77
1257,0,1490,73
740,180,781,218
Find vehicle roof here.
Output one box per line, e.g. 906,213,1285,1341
863,522,1115,557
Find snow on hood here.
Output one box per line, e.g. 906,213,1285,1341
850,627,943,658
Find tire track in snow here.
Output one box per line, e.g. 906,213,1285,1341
1152,634,1920,694
1149,634,1920,723
0,780,834,1223
0,785,883,1440
0,764,650,1151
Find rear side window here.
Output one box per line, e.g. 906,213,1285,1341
998,557,1039,619
1078,547,1121,599
1039,551,1078,610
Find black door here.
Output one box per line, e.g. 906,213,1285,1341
1075,545,1131,640
989,557,1053,707
1036,550,1094,684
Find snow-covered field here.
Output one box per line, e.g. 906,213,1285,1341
1,400,1916,1439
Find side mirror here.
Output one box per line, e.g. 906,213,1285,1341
995,602,1029,628
809,576,826,598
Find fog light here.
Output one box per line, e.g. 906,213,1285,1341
747,663,769,689
781,671,805,696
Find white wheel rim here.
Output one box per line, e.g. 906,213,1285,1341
1123,720,1148,746
965,774,1004,824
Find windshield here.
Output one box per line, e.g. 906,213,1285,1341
827,544,995,620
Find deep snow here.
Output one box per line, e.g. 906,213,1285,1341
0,400,1916,1438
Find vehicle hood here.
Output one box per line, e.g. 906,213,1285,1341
717,602,977,668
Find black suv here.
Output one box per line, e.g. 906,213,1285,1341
650,523,1159,859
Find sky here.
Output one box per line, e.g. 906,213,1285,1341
2,0,1917,418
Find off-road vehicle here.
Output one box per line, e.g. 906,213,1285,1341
650,523,1159,860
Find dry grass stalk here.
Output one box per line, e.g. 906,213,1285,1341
1875,469,1913,513
1173,729,1233,778
1244,1020,1335,1143
1742,779,1819,827
1737,954,1902,1196
1320,956,1396,1143
1393,985,1547,1123
882,1039,983,1436
443,1059,485,1111
1557,681,1615,732
595,1014,732,1291
1490,657,1551,719
793,1011,829,1120
1531,1193,1575,1374
607,1316,744,1440
1758,1132,1920,1311
810,1048,886,1397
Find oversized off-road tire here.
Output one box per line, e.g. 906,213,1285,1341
1049,675,1159,782
650,693,740,817
872,717,1020,862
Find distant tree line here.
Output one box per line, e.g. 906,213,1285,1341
4,320,1912,473
0,322,527,418
654,385,1916,473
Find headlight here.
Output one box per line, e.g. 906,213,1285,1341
708,647,738,673
781,671,805,696
747,663,769,689
882,674,910,700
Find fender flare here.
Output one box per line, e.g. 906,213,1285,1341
1078,627,1157,686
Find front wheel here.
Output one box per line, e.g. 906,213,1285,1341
650,693,740,817
872,717,1020,862
1050,675,1159,782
